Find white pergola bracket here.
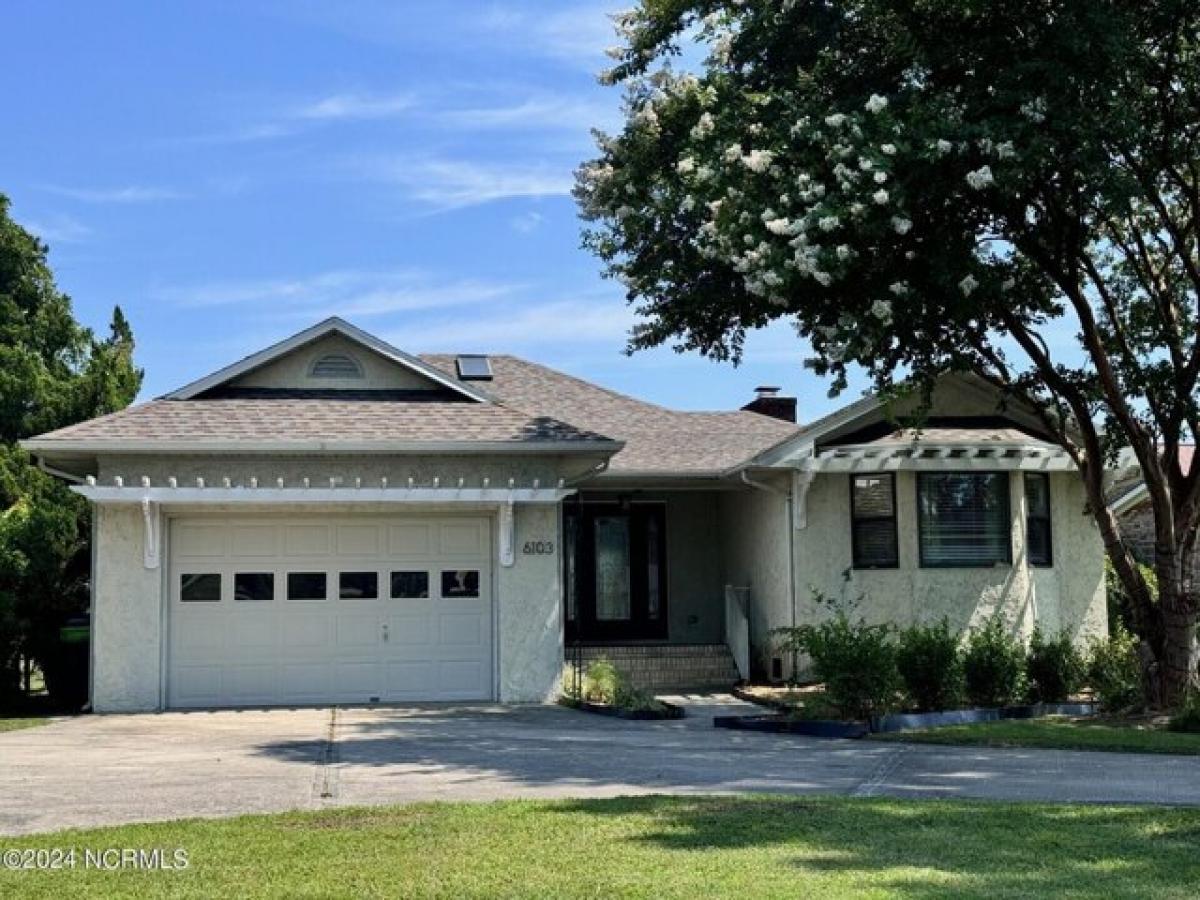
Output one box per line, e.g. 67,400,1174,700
140,497,161,570
792,470,815,530
498,500,516,568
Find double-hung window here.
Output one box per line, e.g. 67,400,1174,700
917,472,1011,567
851,474,899,568
1024,473,1053,566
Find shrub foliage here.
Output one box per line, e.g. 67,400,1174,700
962,616,1026,708
895,620,964,712
1025,627,1086,703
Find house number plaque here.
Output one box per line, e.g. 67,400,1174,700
522,540,555,556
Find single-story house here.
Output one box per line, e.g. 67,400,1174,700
24,317,1108,711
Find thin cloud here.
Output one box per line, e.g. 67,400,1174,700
438,94,619,132
295,91,417,121
478,4,623,66
40,184,185,204
20,214,92,244
154,268,522,319
510,211,545,233
400,297,636,352
359,158,572,210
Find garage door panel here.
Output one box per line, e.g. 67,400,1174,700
230,525,278,557
170,515,492,707
284,524,330,556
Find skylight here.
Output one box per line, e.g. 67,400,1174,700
455,355,493,381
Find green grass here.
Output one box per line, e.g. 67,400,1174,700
872,716,1200,755
0,716,48,733
2,796,1199,898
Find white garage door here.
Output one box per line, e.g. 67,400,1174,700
167,514,493,708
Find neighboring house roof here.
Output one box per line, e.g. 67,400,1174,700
420,354,800,476
1109,445,1196,515
25,399,615,454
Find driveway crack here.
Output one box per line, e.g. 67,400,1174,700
312,707,341,801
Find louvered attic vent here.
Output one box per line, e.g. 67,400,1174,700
455,355,493,380
310,353,364,378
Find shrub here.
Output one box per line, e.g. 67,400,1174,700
962,616,1026,707
1088,624,1144,712
1168,692,1200,733
895,620,964,712
1104,557,1157,635
580,657,632,706
1025,627,1086,703
774,592,900,720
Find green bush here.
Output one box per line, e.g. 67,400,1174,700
1168,692,1200,733
895,620,964,712
581,657,631,706
1025,627,1086,703
1088,624,1144,712
775,593,900,720
1105,557,1157,634
962,616,1026,707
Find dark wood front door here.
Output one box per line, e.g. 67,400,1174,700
564,503,667,643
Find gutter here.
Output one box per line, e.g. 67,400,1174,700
36,456,86,484
20,438,625,457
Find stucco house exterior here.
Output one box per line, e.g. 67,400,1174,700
24,317,1107,712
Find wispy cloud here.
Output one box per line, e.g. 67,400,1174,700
437,94,619,133
294,91,417,121
397,296,635,352
20,213,92,244
41,184,185,204
510,211,545,233
154,268,523,320
477,4,623,67
357,157,572,210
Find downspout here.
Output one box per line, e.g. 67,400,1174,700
739,470,800,673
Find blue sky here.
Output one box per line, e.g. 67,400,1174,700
2,1,864,417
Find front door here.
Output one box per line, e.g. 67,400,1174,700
564,503,667,642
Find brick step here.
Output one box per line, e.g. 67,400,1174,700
571,644,740,692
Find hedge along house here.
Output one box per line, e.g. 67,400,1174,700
24,318,1107,712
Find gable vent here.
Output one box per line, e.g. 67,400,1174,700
455,355,493,381
310,353,364,379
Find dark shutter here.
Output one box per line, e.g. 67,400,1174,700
851,474,899,568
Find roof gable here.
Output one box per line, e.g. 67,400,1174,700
165,318,489,402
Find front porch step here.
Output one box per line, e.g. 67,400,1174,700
572,644,741,692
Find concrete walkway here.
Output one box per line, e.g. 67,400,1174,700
2,699,1199,835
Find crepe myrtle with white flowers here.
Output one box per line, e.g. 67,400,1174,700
577,0,1200,705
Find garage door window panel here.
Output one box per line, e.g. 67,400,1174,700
287,572,328,601
339,571,379,599
391,571,429,599
181,573,221,603
442,570,480,598
234,572,274,602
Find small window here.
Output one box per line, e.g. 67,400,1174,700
455,354,492,380
851,474,899,568
234,572,274,602
340,571,379,599
287,572,327,601
390,571,429,599
918,473,1012,567
1025,473,1053,567
309,353,363,379
181,573,221,603
441,569,480,598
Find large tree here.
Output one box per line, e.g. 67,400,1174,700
577,0,1200,703
0,194,141,703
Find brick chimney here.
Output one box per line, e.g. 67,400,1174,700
741,386,797,423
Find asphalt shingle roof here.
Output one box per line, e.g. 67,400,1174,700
420,354,800,474
31,399,611,446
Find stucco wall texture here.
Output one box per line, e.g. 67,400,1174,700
791,470,1107,675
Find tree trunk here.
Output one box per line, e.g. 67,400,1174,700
1160,595,1199,706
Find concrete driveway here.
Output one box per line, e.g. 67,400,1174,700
3,698,1200,835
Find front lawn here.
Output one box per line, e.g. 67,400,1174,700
872,715,1200,755
2,795,1199,898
